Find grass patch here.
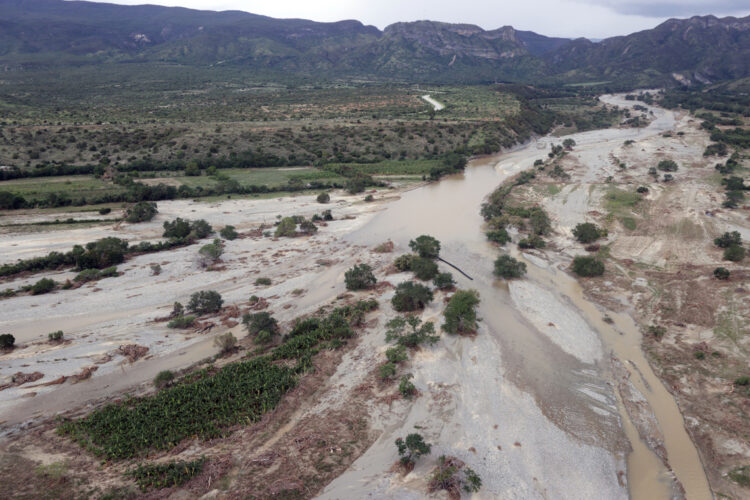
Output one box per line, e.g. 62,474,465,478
323,159,440,176
619,217,637,230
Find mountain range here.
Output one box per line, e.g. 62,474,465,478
2,0,750,86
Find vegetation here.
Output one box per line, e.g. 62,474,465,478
48,330,64,342
198,239,223,266
153,370,175,388
657,160,679,172
0,334,16,349
486,228,511,245
442,290,481,335
714,231,742,248
166,315,196,329
572,222,606,244
31,278,56,295
394,254,415,272
395,433,431,467
74,266,118,283
410,257,439,281
433,272,455,290
213,332,238,354
219,225,238,240
409,235,441,259
392,282,434,312
316,192,330,204
428,456,482,496
493,255,526,279
163,218,212,240
518,235,546,249
255,277,272,286
385,345,408,364
187,290,223,315
379,362,397,381
385,316,440,349
724,245,746,262
243,312,279,343
344,264,377,290
398,375,417,399
126,458,205,491
124,201,158,223
572,256,605,277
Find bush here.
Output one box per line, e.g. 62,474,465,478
528,207,551,235
213,332,238,355
493,255,526,279
385,316,439,348
48,330,64,342
187,290,223,315
74,237,128,270
394,254,414,272
153,370,174,388
167,315,196,329
735,376,750,386
442,290,480,335
724,245,746,262
364,194,374,202
126,458,205,492
386,345,408,364
150,263,162,275
433,272,455,290
379,362,397,381
518,235,546,249
0,333,15,348
163,218,212,240
125,201,158,223
243,312,278,338
275,217,297,237
299,220,318,235
98,207,112,215
399,375,417,399
572,256,605,277
636,186,649,194
486,229,511,245
657,160,679,172
428,456,482,495
31,278,56,295
648,325,666,339
75,268,101,282
714,231,742,248
322,209,333,221
392,282,433,312
410,256,439,281
409,235,441,259
572,223,605,244
198,239,223,266
345,264,376,290
255,277,272,286
219,225,238,240
395,433,431,467
714,267,731,280
316,192,330,204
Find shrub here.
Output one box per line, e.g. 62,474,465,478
364,194,374,202
31,278,56,295
243,312,278,338
275,217,297,237
518,235,546,249
322,209,333,221
410,256,439,281
150,263,162,275
529,207,551,235
345,264,376,290
724,245,746,262
167,315,196,329
386,345,408,364
398,374,417,399
486,229,511,245
493,255,526,279
125,201,158,223
198,239,223,266
714,231,742,248
213,332,238,355
153,370,174,388
98,207,112,215
75,268,101,282
394,254,415,272
379,362,397,381
392,282,433,312
126,458,205,492
648,325,666,339
442,290,480,335
219,225,238,240
714,267,731,280
163,218,212,240
409,235,441,259
385,316,439,348
428,456,482,495
255,277,272,286
657,160,678,172
48,330,64,342
433,272,455,290
735,376,750,386
187,290,223,315
316,192,330,204
572,256,605,277
74,237,128,270
0,333,15,348
572,222,605,244
395,433,431,467
636,186,649,194
299,220,318,235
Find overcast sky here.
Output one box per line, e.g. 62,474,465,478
99,0,750,39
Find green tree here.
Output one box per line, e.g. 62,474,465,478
219,225,238,240
572,222,605,244
714,267,730,280
394,254,414,272
724,244,746,262
433,272,455,290
385,316,439,348
410,256,439,281
395,433,431,467
442,290,480,335
494,255,526,279
0,334,15,349
572,256,605,277
242,311,278,338
345,264,376,290
275,217,297,237
125,201,158,223
486,229,511,245
409,235,441,259
714,231,742,248
31,278,56,295
657,160,679,172
392,282,433,312
316,192,330,204
187,290,223,315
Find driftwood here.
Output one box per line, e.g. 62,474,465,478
437,257,473,280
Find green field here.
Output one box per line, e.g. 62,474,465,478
0,175,126,202
323,159,440,176
148,167,346,189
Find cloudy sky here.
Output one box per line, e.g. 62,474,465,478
100,0,750,38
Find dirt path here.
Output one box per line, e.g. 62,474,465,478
421,94,445,111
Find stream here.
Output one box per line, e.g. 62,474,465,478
345,96,712,499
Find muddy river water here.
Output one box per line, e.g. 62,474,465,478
347,97,712,499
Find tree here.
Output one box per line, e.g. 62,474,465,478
394,254,414,272
0,334,15,349
392,282,433,312
299,219,318,235
409,235,441,259
724,244,746,262
187,290,223,315
198,239,223,267
428,456,482,496
31,278,56,295
275,217,297,237
163,218,212,240
529,207,551,235
657,160,678,172
345,264,376,290
398,375,417,399
518,235,546,249
714,231,742,248
493,255,526,279
385,316,439,348
213,332,237,355
395,433,431,467
242,311,278,339
316,192,330,204
410,256,439,281
125,201,158,223
562,138,576,150
184,161,200,176
714,267,730,280
486,229,511,245
442,290,480,335
433,272,455,290
74,237,128,269
572,222,605,244
572,256,605,277
219,225,238,240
